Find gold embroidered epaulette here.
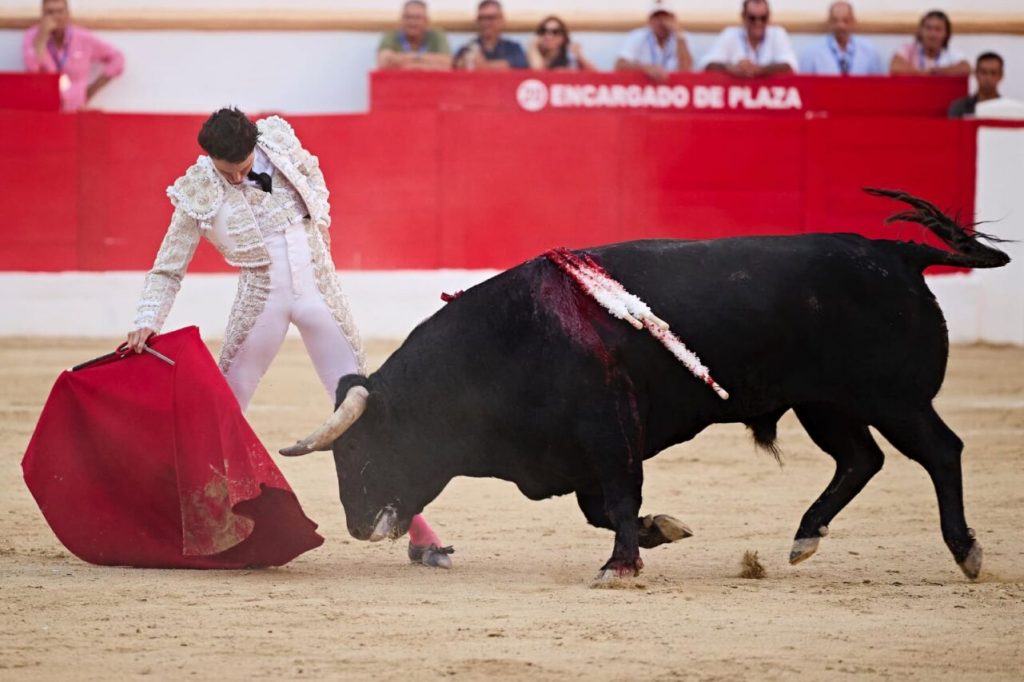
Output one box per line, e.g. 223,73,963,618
165,156,224,223
257,116,299,155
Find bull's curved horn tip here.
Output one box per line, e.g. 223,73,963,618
279,442,313,457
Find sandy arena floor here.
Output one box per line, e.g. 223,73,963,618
1,337,1022,680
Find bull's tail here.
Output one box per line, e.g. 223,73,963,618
865,188,1011,269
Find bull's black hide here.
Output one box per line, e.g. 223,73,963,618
286,189,1010,580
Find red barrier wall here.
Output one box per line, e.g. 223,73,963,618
1,106,976,273
0,73,60,111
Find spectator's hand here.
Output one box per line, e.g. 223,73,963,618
730,60,759,78
126,328,155,353
644,64,669,83
33,15,58,50
569,42,583,60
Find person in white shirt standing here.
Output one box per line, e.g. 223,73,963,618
799,2,883,76
614,0,693,82
699,0,798,77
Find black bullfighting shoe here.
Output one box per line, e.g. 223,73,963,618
408,542,455,569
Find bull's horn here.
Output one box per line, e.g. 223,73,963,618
368,505,397,543
279,385,369,456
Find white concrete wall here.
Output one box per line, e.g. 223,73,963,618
1,29,1023,114
0,270,500,341
932,126,1024,344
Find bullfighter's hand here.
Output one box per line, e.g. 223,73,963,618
126,327,155,353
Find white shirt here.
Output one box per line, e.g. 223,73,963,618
617,27,691,70
894,41,967,70
243,147,275,189
698,26,798,71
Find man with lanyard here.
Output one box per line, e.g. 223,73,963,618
615,1,694,82
377,0,452,71
799,2,883,76
453,0,527,70
22,0,124,111
700,0,798,77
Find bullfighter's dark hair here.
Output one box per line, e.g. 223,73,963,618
197,107,259,163
477,0,501,13
917,10,953,49
976,51,1004,70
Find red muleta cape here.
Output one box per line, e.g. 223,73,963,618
22,326,324,568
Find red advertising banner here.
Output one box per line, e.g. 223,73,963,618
370,72,967,118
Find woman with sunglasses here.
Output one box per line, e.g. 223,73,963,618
527,16,596,71
890,10,970,76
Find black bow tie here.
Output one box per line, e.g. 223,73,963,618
247,170,272,193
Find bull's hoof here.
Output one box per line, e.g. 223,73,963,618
595,557,644,581
638,514,694,548
408,542,454,569
958,541,983,580
789,536,821,565
650,514,694,541
789,525,828,565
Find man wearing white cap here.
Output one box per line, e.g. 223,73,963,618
700,0,797,77
614,0,693,82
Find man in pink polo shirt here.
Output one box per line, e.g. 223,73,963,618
22,0,124,112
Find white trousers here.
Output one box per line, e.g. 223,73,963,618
224,224,360,411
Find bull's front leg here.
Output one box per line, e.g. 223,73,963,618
595,477,645,580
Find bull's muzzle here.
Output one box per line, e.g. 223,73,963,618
279,385,369,456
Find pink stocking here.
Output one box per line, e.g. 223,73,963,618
407,514,442,547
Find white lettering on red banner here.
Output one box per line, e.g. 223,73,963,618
516,81,803,112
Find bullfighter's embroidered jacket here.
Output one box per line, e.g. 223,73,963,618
133,116,364,373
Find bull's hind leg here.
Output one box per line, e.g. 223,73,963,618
871,406,982,579
790,403,885,564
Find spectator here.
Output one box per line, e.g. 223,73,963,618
700,0,798,77
890,10,970,76
527,16,596,71
949,52,1004,118
21,0,124,112
378,1,451,70
453,0,527,70
799,2,883,76
615,1,694,82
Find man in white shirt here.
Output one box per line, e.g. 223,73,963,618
799,2,883,76
614,0,693,82
699,0,797,77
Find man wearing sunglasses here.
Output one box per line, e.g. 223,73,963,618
453,0,527,70
615,0,693,82
700,0,797,77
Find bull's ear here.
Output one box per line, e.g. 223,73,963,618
334,373,370,410
280,386,369,456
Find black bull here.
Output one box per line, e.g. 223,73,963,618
282,190,1010,580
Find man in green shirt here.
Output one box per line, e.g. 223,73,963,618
378,0,451,70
